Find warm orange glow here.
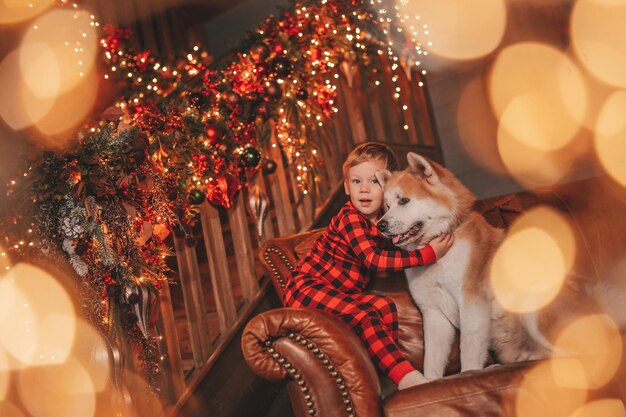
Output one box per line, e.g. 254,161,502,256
570,399,626,417
497,125,580,187
553,314,622,389
549,357,589,390
456,77,507,174
0,245,10,274
490,42,586,151
575,65,615,131
571,0,626,88
0,401,27,417
499,92,580,152
18,359,96,417
0,48,55,130
594,91,626,187
18,42,61,99
72,320,111,392
32,67,98,138
397,0,506,60
0,348,9,400
119,369,166,417
490,206,576,313
516,360,588,417
0,263,76,368
21,9,98,97
0,0,54,25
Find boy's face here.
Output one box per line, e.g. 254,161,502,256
344,159,386,221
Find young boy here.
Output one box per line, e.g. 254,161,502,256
282,142,454,390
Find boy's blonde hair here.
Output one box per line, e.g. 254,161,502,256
342,142,399,180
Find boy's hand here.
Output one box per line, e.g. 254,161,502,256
430,233,455,260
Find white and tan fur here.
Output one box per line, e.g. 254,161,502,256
376,152,626,380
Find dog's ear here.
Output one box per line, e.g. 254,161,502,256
375,169,392,187
407,152,438,183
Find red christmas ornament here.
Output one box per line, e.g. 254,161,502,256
309,47,322,61
205,124,223,145
206,172,241,209
272,42,285,55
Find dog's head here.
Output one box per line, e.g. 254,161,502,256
375,152,475,250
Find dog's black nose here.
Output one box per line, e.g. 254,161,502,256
377,220,388,232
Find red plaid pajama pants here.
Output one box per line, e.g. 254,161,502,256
283,277,415,384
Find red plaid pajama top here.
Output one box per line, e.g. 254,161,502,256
283,202,436,384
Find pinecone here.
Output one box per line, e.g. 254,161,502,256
60,216,84,239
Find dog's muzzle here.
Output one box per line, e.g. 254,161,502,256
393,223,424,245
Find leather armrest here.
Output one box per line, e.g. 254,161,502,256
242,307,383,417
258,228,325,300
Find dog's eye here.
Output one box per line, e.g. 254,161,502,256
399,197,410,205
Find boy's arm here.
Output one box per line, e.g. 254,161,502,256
343,213,436,271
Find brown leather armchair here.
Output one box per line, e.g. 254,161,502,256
242,176,626,417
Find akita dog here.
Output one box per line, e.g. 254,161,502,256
375,152,625,380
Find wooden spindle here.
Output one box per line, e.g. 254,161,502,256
156,282,185,400
227,194,259,302
199,202,237,332
173,236,211,366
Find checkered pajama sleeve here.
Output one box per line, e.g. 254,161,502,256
342,212,437,271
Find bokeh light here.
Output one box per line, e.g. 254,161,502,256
516,360,588,417
0,263,76,367
18,42,60,99
552,314,622,389
72,320,111,392
0,245,11,275
18,358,96,417
397,0,506,60
0,0,54,25
0,348,9,400
496,121,586,187
0,401,27,417
490,206,576,313
0,8,98,146
120,369,165,417
457,77,507,174
571,0,626,88
490,42,586,151
570,398,626,417
0,47,55,130
31,67,98,138
548,357,589,390
572,63,615,131
594,90,626,187
20,9,98,98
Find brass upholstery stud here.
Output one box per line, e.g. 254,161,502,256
263,247,295,290
264,340,316,416
285,332,355,417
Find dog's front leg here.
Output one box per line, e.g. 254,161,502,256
459,302,490,372
421,308,456,379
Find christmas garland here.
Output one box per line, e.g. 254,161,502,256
2,0,424,391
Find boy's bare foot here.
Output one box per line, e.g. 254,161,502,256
398,370,429,390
